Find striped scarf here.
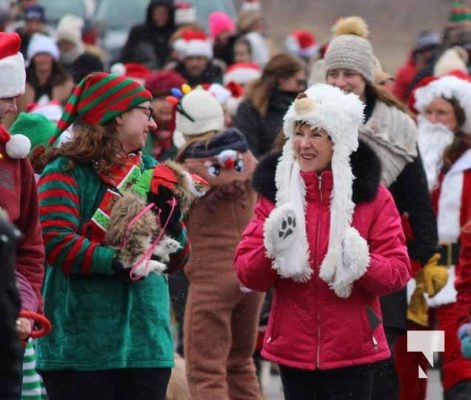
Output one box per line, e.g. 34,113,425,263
86,153,143,243
22,340,47,400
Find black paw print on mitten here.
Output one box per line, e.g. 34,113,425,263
278,215,296,239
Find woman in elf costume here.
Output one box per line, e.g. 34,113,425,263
36,72,190,400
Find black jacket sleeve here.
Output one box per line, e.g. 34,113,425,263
234,101,263,158
0,215,22,400
389,150,438,265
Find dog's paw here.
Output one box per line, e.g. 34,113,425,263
153,235,182,263
132,259,167,277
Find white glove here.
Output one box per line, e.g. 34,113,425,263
263,203,311,281
153,234,182,264
331,227,370,298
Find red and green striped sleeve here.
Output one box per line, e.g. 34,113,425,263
38,169,115,275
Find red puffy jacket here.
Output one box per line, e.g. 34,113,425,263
234,170,411,370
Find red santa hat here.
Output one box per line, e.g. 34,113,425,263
0,32,30,159
285,30,319,60
175,2,197,26
110,62,152,85
223,62,261,86
173,29,213,59
413,74,471,133
0,32,26,99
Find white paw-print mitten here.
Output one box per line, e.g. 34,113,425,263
332,227,370,298
264,203,311,281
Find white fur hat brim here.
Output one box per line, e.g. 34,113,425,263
223,65,261,85
0,52,25,98
414,75,471,133
181,39,213,59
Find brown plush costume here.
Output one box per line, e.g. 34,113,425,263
178,128,265,399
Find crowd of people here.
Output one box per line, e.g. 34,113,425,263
3,0,471,399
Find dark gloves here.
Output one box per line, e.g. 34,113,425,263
111,257,132,284
148,186,183,238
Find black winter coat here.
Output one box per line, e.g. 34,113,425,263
234,89,297,158
0,215,22,400
120,0,176,68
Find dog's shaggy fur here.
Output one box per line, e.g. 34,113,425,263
105,161,208,274
106,191,160,268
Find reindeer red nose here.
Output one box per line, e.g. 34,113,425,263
224,158,235,169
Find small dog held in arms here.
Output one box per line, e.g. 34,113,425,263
105,160,209,277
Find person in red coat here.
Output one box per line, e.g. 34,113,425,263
398,76,471,400
412,74,471,399
233,83,411,400
0,31,45,397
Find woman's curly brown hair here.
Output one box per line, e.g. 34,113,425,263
41,120,126,174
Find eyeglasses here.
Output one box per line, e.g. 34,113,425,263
134,106,155,121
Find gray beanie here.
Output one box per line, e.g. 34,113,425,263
324,34,374,83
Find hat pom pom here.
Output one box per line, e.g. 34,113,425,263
110,62,126,76
332,16,369,38
6,134,31,159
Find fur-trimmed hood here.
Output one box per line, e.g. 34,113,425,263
252,140,381,204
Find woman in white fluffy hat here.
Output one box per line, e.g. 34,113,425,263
234,83,410,399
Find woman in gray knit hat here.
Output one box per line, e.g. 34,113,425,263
324,16,439,400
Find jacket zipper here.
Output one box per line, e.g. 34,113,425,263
316,174,322,368
372,335,378,350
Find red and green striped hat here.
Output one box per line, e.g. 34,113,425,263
49,72,152,146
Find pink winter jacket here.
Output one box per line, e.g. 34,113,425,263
234,170,411,370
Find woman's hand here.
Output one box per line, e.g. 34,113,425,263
16,317,32,340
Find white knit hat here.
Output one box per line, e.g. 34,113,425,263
0,32,26,99
324,16,374,83
414,75,471,132
275,84,368,296
27,33,60,62
433,46,468,77
56,14,84,47
223,62,261,86
174,89,224,148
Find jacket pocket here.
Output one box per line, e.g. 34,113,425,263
363,305,381,351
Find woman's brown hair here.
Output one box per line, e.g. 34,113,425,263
244,53,304,117
42,121,126,174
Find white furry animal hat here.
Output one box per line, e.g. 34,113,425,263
276,83,365,285
414,75,471,133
